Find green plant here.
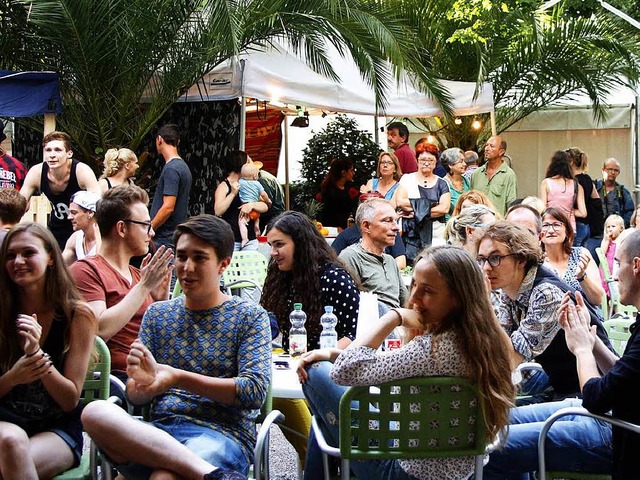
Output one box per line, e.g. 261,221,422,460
297,115,381,207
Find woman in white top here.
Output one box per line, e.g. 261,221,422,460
62,191,101,265
297,246,514,480
396,146,450,262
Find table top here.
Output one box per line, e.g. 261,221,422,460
271,354,305,400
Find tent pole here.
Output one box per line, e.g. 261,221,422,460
284,116,290,209
374,116,379,144
490,110,497,136
44,114,55,135
240,97,247,150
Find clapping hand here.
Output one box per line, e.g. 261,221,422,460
16,313,42,356
126,340,158,388
7,351,52,385
559,291,596,355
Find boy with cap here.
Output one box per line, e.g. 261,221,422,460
62,190,101,265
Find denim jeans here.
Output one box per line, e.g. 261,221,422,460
112,417,250,479
301,361,418,480
482,399,612,479
573,222,590,247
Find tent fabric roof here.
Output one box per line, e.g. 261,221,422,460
0,70,62,117
178,47,494,117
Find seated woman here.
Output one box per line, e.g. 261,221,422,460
317,158,358,230
541,207,604,307
450,189,498,219
297,246,514,480
0,223,96,478
98,147,139,193
360,152,405,209
261,211,360,468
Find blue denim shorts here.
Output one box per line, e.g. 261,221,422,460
111,417,250,479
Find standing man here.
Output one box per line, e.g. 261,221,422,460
339,198,408,311
386,121,417,174
81,215,271,480
20,131,101,249
150,124,192,248
595,157,635,227
470,135,517,216
0,122,27,190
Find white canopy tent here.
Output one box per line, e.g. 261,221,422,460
177,44,496,205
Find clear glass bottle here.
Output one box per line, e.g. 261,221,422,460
319,305,338,349
288,303,307,357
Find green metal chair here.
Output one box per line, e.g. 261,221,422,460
603,317,634,356
538,406,640,480
595,247,637,319
222,250,268,298
311,376,504,480
53,336,111,480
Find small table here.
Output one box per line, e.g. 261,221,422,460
272,355,305,399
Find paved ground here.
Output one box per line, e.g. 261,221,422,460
265,425,301,479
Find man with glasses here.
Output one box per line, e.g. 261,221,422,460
470,135,517,216
478,221,614,477
595,157,635,228
70,185,173,396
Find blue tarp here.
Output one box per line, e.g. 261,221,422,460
0,70,62,117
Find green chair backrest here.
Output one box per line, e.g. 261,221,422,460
595,247,613,282
222,250,268,290
338,376,486,461
80,336,111,405
604,317,635,356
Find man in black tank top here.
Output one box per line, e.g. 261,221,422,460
20,131,100,249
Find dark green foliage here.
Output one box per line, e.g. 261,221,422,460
293,115,381,211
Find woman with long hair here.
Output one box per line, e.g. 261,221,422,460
541,207,604,307
540,150,587,233
297,246,515,480
360,151,405,209
98,148,139,193
566,146,603,245
0,223,96,478
318,158,358,230
261,211,360,468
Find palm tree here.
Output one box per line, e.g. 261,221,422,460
4,0,455,163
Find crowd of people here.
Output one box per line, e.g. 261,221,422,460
0,118,639,480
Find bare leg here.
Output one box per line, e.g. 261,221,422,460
238,218,249,248
82,400,214,479
0,421,38,480
30,431,75,479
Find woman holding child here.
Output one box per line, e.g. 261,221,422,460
0,223,96,478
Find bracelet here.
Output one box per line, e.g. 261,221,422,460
577,274,586,282
25,349,41,357
390,308,403,327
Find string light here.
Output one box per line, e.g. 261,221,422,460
471,118,482,130
454,117,462,125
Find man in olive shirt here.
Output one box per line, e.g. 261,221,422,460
470,135,517,216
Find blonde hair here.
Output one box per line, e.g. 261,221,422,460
452,190,499,218
605,214,625,231
101,148,137,179
376,151,402,181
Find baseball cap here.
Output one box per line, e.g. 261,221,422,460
70,191,100,212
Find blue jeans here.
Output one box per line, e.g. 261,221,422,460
301,361,418,480
234,239,258,251
112,417,250,479
482,399,612,479
574,222,590,247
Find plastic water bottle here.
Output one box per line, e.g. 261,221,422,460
289,303,307,357
319,305,338,349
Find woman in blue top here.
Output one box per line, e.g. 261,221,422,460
360,152,405,209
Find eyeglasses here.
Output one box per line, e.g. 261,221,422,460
418,158,436,164
124,219,153,234
476,254,516,268
379,161,394,166
605,168,620,174
541,222,564,231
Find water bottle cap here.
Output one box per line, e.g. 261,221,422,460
324,306,334,313
294,303,303,310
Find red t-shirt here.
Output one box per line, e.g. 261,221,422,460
70,255,153,372
0,153,27,189
394,143,418,174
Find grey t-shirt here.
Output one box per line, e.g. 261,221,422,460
150,157,192,247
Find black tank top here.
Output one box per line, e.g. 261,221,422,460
40,159,81,249
220,178,257,243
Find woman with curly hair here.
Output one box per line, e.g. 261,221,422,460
297,246,515,480
98,148,139,193
0,223,96,478
261,211,360,468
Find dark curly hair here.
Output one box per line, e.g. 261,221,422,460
261,211,345,344
545,151,573,180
